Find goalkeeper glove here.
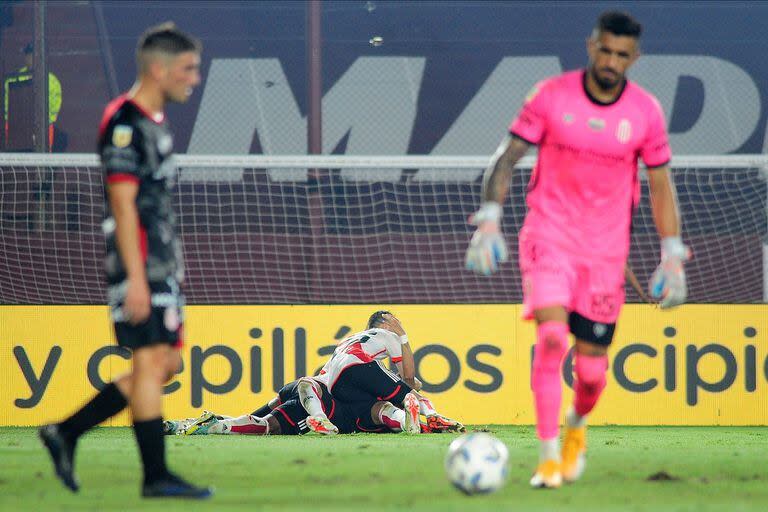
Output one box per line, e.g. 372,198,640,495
465,201,508,276
649,236,691,309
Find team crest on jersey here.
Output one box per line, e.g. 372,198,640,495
587,118,605,131
593,323,608,338
562,113,574,124
112,125,133,148
616,119,632,144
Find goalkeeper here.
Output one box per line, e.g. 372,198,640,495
465,11,689,489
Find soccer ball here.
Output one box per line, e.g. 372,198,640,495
444,433,509,495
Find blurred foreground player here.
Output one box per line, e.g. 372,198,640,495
465,11,689,488
39,23,211,499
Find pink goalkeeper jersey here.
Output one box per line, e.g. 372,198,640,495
509,69,671,262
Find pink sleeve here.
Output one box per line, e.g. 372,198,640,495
508,80,551,145
640,96,671,169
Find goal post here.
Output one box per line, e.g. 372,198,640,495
0,153,765,304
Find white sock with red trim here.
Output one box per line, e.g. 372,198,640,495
220,415,270,435
378,402,406,431
297,379,327,418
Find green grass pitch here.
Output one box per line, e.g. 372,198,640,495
1,426,766,511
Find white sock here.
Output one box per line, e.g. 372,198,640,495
378,402,406,431
566,407,587,428
417,396,437,417
297,380,326,418
220,414,270,435
539,438,560,463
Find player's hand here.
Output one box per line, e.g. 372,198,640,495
649,237,691,309
380,313,405,336
124,277,151,325
465,201,508,276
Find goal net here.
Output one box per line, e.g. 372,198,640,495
0,153,766,304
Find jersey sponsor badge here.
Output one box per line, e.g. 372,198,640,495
112,125,133,148
616,119,632,144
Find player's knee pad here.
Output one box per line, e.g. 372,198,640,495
574,353,608,389
533,321,569,373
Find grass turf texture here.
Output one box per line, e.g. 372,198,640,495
1,426,766,511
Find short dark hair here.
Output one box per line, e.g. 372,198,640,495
595,11,642,39
136,22,201,72
367,310,391,330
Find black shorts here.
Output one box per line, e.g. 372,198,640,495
110,279,184,349
569,311,616,347
269,400,311,435
331,400,388,434
331,361,412,404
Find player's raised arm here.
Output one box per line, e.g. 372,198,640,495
647,166,690,308
465,135,530,276
380,314,416,387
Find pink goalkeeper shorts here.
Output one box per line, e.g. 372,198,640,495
519,234,626,324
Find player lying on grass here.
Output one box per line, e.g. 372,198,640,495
165,311,464,436
305,310,463,434
165,375,463,436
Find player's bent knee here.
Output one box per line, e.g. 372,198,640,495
574,353,608,387
534,321,569,371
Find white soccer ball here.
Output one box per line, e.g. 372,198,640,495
444,433,509,495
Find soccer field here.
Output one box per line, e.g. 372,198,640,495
2,426,766,511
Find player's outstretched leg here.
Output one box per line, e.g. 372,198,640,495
562,352,608,483
402,392,421,434
186,413,273,435
529,321,569,489
297,378,339,435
